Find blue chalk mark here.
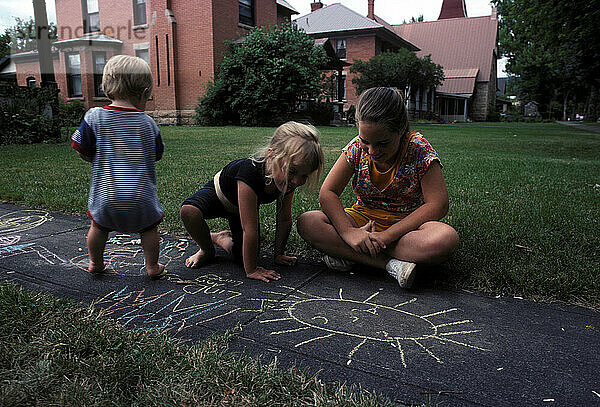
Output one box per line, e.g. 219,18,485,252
0,243,35,254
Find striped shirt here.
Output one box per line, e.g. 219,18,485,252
71,106,164,233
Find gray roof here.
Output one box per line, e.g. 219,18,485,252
9,47,60,62
294,3,382,34
276,0,298,14
54,34,123,47
294,3,418,51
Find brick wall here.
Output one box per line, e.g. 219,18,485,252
344,35,376,108
487,54,497,118
468,53,496,121
470,82,488,121
55,0,82,40
167,1,214,115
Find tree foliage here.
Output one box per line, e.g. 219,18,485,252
195,24,328,126
0,32,11,60
493,0,600,120
4,18,57,53
350,49,444,99
402,15,425,24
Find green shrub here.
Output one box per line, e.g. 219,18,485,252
194,79,237,126
0,83,61,145
194,24,328,126
58,97,85,128
305,100,334,126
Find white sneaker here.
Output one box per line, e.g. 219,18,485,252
386,259,417,288
323,254,354,272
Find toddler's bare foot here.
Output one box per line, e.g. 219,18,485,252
87,261,105,274
147,263,166,278
211,230,233,254
185,249,215,268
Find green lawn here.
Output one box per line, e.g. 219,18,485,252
1,123,599,306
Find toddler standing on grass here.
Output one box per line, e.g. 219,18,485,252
180,122,324,282
298,87,459,289
71,55,166,278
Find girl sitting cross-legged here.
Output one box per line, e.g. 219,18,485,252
297,87,459,289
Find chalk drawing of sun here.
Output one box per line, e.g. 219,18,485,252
248,286,489,368
0,210,53,235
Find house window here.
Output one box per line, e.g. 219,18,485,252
133,0,146,26
335,39,346,59
239,0,255,26
136,49,149,64
93,52,106,97
26,77,37,87
83,0,100,33
66,53,82,97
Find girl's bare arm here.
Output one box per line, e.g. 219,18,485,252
237,181,280,282
274,191,297,266
319,153,380,257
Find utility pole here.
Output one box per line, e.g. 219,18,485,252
32,0,56,86
32,0,59,138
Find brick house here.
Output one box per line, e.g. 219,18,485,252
393,0,499,121
12,0,299,124
294,1,419,110
296,0,498,122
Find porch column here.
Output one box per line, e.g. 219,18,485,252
337,67,344,105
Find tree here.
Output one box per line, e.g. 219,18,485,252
350,49,444,100
0,17,57,60
195,24,328,126
402,15,424,24
0,32,11,60
493,0,600,120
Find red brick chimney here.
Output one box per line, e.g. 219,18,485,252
311,1,324,12
367,0,375,19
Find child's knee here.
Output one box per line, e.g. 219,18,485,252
297,211,326,241
180,204,203,222
429,223,459,258
296,211,317,237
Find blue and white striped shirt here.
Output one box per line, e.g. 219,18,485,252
72,106,164,233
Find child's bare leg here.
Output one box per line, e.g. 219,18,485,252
299,212,459,267
86,222,109,273
389,221,459,264
180,204,216,268
140,226,165,277
211,230,233,254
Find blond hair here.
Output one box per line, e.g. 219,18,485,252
254,121,324,192
356,87,410,137
102,55,153,102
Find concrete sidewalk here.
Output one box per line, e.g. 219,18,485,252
0,202,598,406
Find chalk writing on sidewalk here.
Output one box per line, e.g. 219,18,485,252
0,210,53,235
70,234,189,276
0,234,66,265
94,274,243,333
250,287,489,368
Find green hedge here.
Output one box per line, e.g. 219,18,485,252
0,83,61,145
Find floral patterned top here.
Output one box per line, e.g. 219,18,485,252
343,132,441,213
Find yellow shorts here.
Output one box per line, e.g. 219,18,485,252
344,203,408,232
